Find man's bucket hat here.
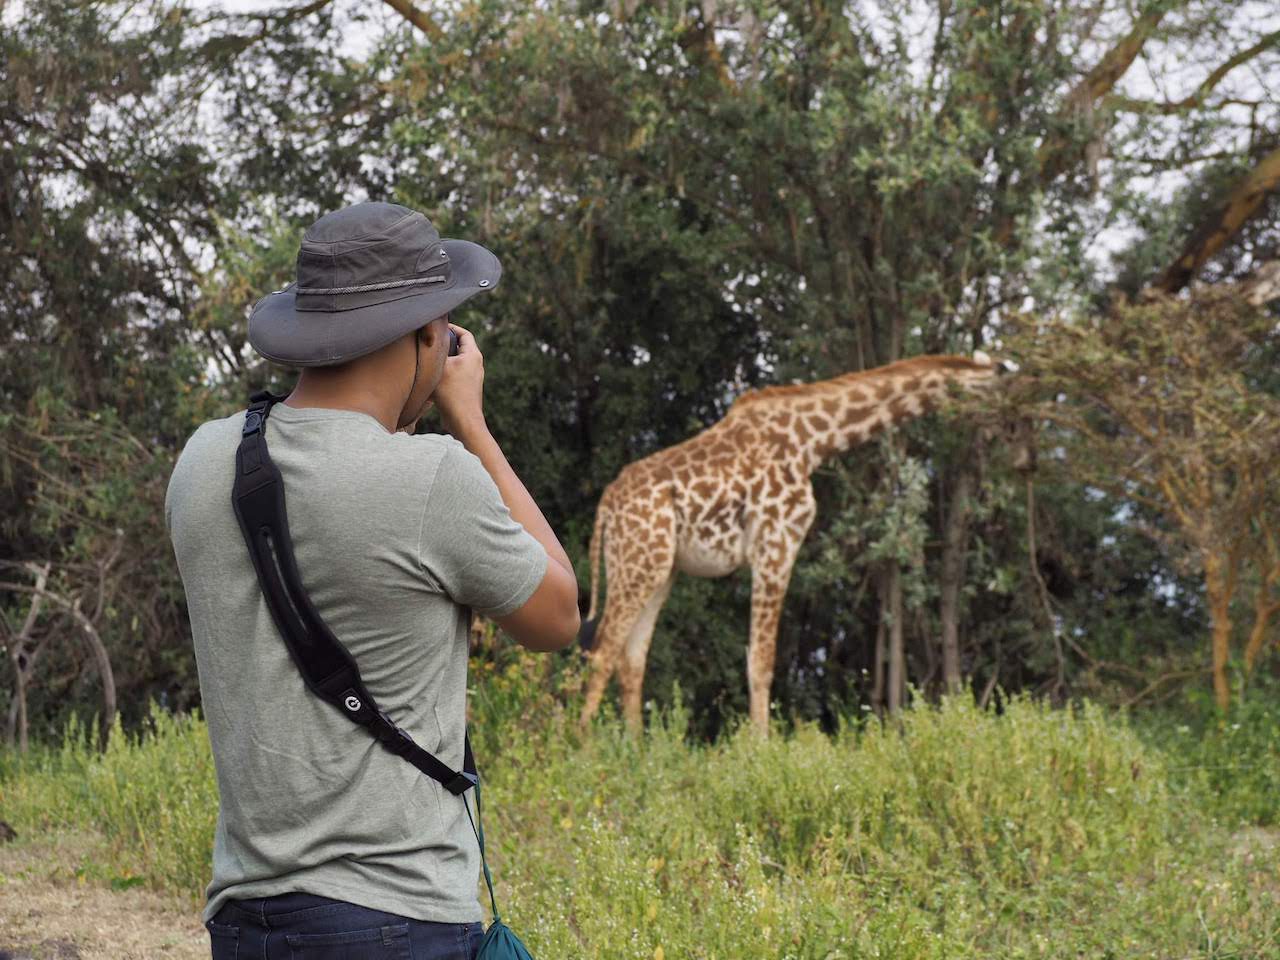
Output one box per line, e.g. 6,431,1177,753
248,201,501,366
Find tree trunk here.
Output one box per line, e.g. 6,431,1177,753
1203,554,1235,713
1242,558,1280,681
5,696,18,751
918,606,939,697
888,563,905,714
871,579,888,717
11,670,27,754
4,563,50,754
69,598,116,748
938,462,976,694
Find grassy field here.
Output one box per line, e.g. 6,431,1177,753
2,652,1278,959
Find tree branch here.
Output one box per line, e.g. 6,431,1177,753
379,0,443,41
1102,29,1280,114
990,4,1167,248
0,573,118,747
1152,145,1280,294
1064,6,1167,111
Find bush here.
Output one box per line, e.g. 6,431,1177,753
1134,671,1280,829
1,658,1277,958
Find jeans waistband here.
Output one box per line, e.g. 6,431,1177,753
239,891,352,919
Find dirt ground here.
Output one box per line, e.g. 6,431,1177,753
0,832,206,960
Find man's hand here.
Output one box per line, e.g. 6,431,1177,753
432,322,486,437
430,321,580,652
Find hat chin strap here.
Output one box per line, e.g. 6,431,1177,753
396,334,421,431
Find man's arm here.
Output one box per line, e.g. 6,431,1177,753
432,322,580,652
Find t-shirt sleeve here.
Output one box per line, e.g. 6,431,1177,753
163,474,175,535
417,439,550,618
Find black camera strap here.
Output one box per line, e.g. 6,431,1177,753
230,389,478,797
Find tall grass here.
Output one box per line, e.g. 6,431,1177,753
1,706,218,892
1130,671,1280,829
2,653,1277,958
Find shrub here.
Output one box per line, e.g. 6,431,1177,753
1,660,1276,958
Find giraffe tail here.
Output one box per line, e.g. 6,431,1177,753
578,496,607,652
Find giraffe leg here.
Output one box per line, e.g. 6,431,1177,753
579,561,674,731
578,496,676,733
579,593,638,731
618,573,676,732
746,565,793,736
745,495,815,736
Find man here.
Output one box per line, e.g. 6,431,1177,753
164,201,579,960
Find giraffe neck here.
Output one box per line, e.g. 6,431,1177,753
742,357,999,474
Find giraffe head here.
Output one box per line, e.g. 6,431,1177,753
945,349,1018,390
958,352,1037,472
876,351,1016,411
972,349,1017,373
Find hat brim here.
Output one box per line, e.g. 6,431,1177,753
248,239,501,367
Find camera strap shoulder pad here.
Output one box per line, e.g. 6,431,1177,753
230,389,478,796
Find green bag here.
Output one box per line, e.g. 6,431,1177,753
477,918,536,960
464,777,536,960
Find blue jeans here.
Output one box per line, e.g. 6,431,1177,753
206,891,483,960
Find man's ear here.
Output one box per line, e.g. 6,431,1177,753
417,322,435,348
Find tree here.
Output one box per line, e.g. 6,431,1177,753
4,0,1275,734
0,0,398,734
1003,269,1280,712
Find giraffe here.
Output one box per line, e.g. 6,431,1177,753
577,351,1014,735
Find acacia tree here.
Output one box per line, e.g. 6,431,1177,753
1002,268,1280,712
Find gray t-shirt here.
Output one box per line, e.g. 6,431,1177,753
164,402,548,924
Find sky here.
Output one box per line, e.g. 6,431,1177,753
216,0,385,57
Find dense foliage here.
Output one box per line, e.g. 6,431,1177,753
2,0,1278,743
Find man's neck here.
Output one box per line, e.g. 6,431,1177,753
284,375,401,434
